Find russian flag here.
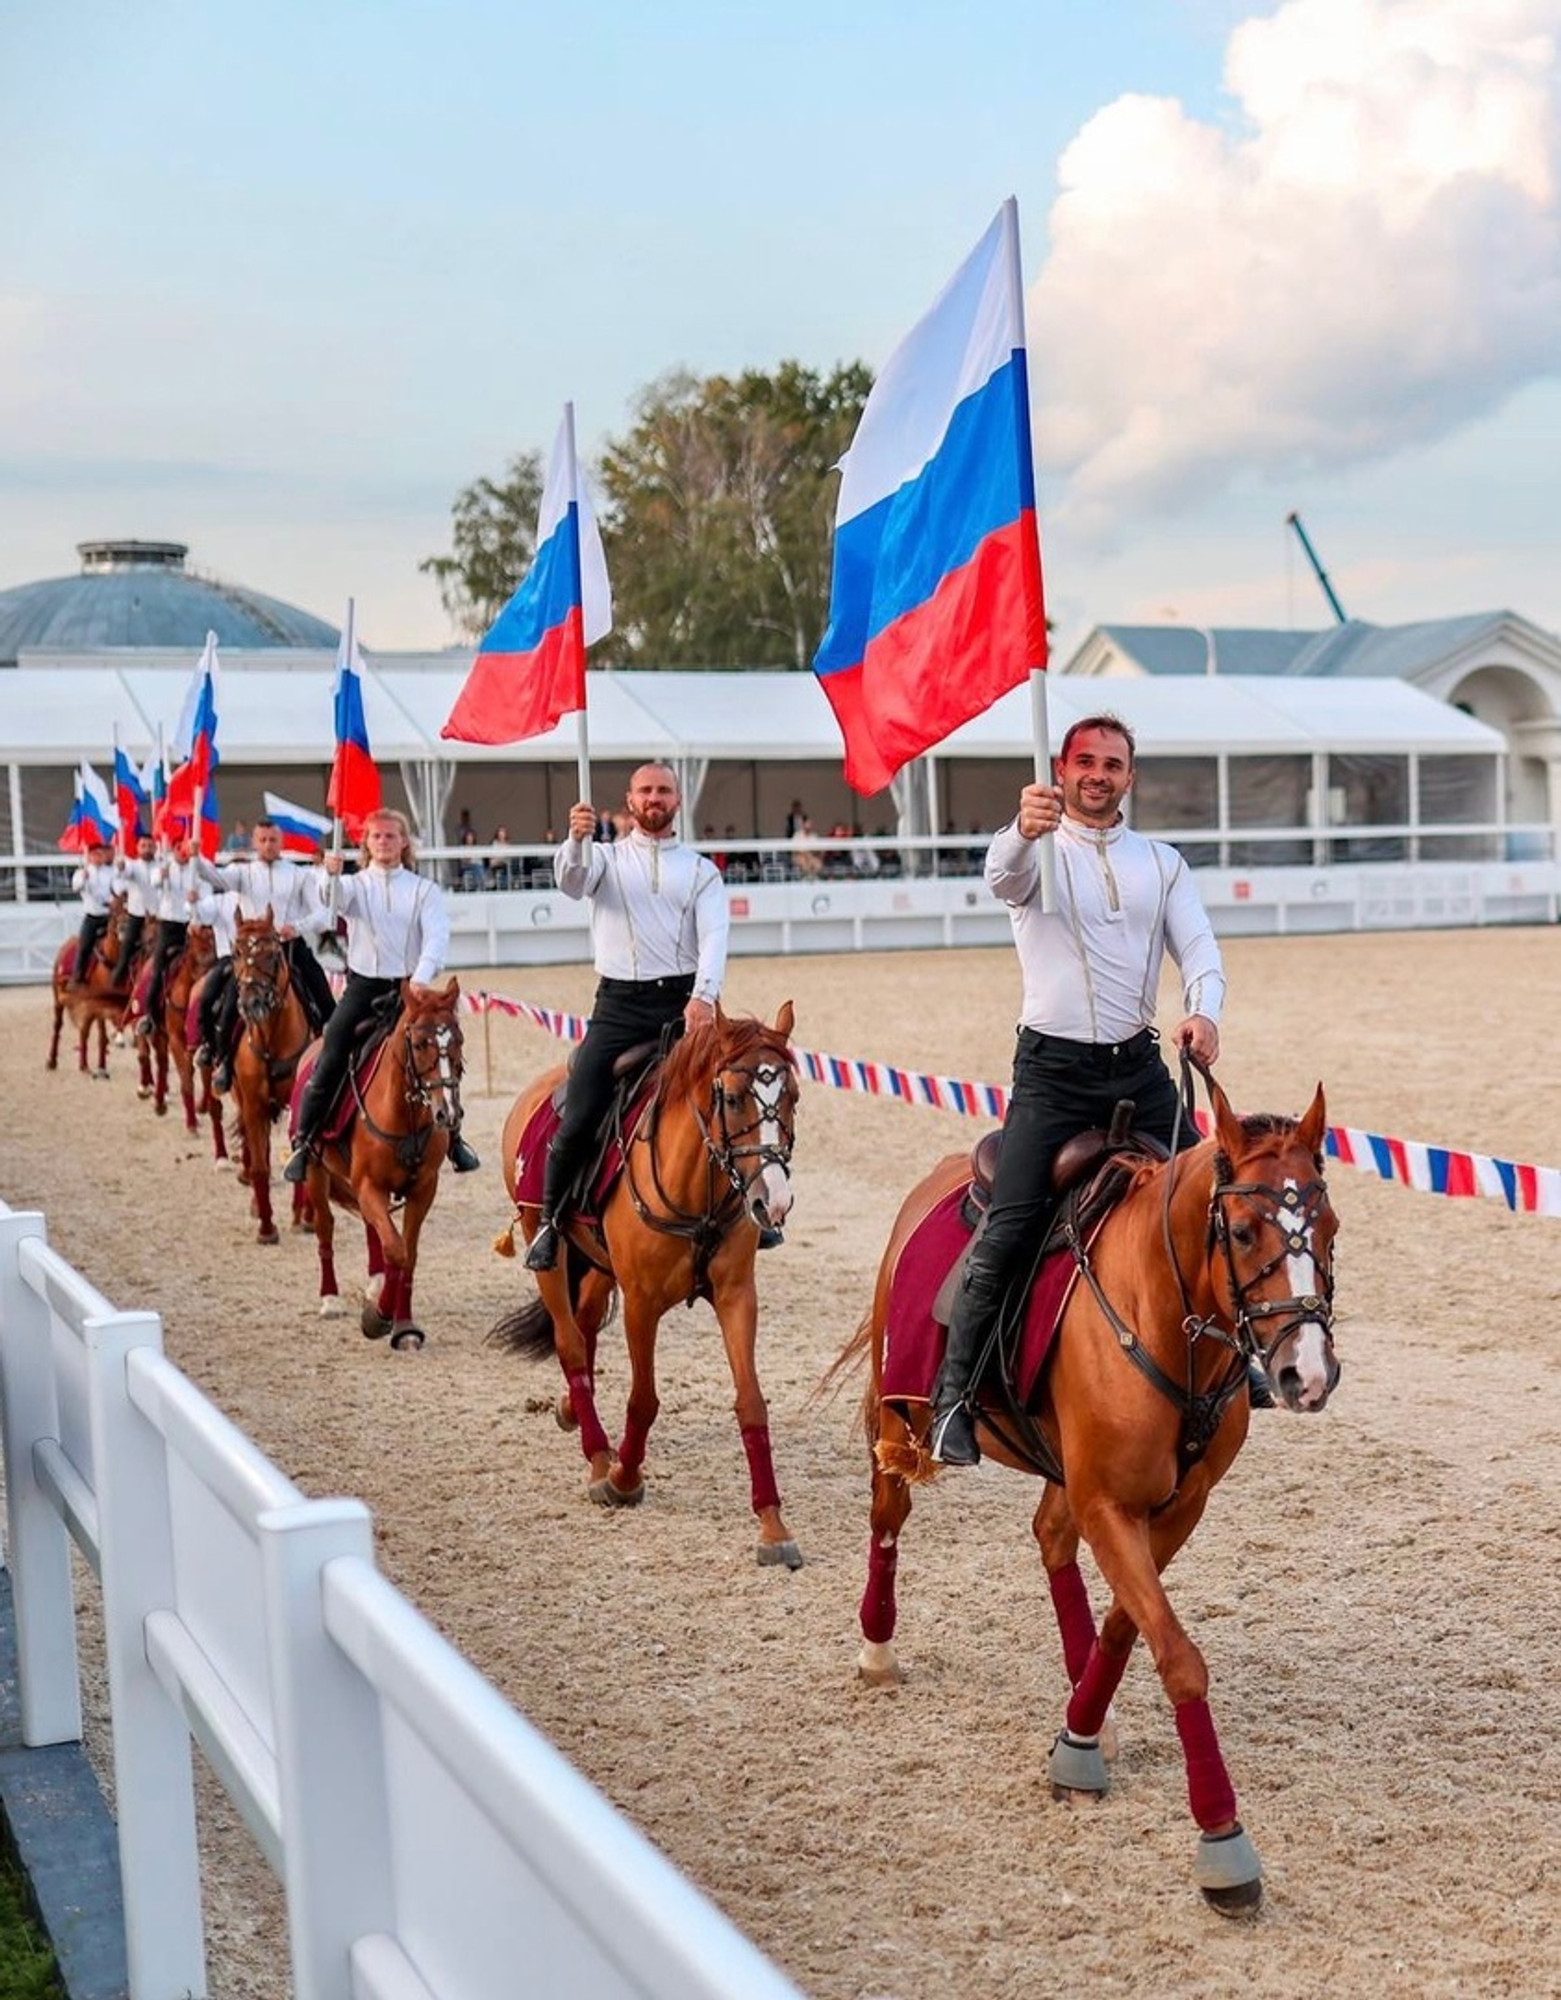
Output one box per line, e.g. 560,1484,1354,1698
60,759,118,850
262,790,333,857
441,404,613,745
114,745,149,845
162,632,222,857
327,605,382,838
813,200,1047,795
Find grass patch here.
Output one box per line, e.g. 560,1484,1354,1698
0,1840,63,2000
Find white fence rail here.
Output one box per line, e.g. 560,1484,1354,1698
0,1197,801,2000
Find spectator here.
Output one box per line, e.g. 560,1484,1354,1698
794,815,823,880
785,799,806,839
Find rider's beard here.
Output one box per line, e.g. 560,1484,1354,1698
631,803,674,834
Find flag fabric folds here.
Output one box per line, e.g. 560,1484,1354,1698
162,632,222,856
327,623,382,837
59,760,117,850
113,746,149,845
440,407,613,745
262,790,333,856
812,200,1048,795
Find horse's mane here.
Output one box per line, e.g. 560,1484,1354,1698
659,1012,792,1096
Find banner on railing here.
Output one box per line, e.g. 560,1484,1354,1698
467,990,1560,1219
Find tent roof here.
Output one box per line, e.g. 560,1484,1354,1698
0,649,1504,766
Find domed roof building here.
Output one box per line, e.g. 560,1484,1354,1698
0,539,339,665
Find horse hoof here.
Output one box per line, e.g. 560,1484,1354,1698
857,1641,902,1687
154,1101,167,1117
588,1476,645,1509
555,1393,578,1433
137,1087,153,1100
756,1538,804,1570
361,1307,393,1341
213,1158,233,1174
1196,1828,1262,1914
389,1325,425,1352
257,1228,280,1246
1048,1729,1110,1800
318,1296,346,1319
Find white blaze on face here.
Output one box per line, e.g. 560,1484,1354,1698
432,1024,460,1127
749,1062,794,1223
1278,1177,1331,1409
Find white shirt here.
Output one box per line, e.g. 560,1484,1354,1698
198,853,330,936
321,864,450,985
120,858,157,918
189,890,238,957
153,856,201,924
986,815,1226,1044
557,828,728,1002
71,861,120,915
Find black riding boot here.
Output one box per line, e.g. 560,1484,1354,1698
928,1260,1009,1467
284,1078,323,1183
524,1135,581,1271
448,1122,481,1173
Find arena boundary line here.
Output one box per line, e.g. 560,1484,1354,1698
470,989,1561,1220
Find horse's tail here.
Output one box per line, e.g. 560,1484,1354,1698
812,1304,881,1445
486,1294,557,1360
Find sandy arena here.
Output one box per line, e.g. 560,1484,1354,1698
6,925,1561,1999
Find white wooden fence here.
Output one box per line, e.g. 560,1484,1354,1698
0,1196,802,2000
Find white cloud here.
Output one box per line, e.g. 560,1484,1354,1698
1030,0,1561,535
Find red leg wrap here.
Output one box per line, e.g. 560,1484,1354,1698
1175,1697,1238,1831
860,1535,898,1645
740,1424,781,1514
1048,1562,1097,1686
618,1412,650,1478
565,1370,611,1461
1066,1637,1132,1738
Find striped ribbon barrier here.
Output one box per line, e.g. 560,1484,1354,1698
466,989,1560,1220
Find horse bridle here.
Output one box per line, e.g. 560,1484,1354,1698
399,1016,464,1116
1204,1169,1335,1380
233,929,289,1020
696,1050,798,1208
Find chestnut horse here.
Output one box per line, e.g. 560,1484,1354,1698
834,1069,1338,1912
490,1002,801,1568
301,976,464,1351
228,911,314,1245
48,890,131,1077
152,924,220,1143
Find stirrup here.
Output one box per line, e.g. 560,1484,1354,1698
524,1219,561,1272
757,1224,784,1250
283,1142,313,1185
928,1400,981,1467
448,1134,481,1173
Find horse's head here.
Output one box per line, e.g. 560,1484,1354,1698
699,999,799,1235
1205,1076,1339,1414
232,910,288,1021
101,890,129,965
400,976,465,1132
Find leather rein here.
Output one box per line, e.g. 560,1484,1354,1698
623,1042,797,1298
350,1013,465,1179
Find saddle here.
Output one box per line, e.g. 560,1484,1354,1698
290,989,402,1142
513,1034,671,1228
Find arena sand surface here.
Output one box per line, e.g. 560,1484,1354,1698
6,926,1561,2000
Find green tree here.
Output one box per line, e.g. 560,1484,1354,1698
597,360,873,669
419,451,544,641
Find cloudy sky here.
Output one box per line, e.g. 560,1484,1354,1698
2,0,1557,659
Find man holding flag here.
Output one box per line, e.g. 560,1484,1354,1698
809,204,1240,1464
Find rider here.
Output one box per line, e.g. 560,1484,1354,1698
118,833,158,987
928,714,1238,1469
283,807,479,1182
69,837,120,983
194,817,337,1090
524,762,735,1273
137,827,199,1036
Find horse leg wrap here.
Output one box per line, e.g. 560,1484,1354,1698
740,1424,782,1515
565,1370,612,1462
1066,1636,1132,1739
1048,1728,1109,1796
860,1534,898,1645
1175,1697,1239,1832
617,1412,650,1480
364,1226,385,1277
1048,1562,1097,1687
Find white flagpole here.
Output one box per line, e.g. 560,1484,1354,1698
1002,195,1055,913
564,402,593,850
329,597,353,924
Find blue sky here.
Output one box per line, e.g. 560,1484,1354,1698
2,0,1557,658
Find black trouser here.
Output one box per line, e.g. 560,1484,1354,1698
120,913,147,972
540,974,695,1217
292,971,398,1140
73,912,108,982
287,937,336,1031
940,1027,1197,1391
145,921,188,1018
201,958,235,1055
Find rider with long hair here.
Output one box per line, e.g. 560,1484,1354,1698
283,808,479,1182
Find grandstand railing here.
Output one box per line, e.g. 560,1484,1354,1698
0,1197,801,2000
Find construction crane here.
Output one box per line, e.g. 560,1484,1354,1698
1285,511,1348,624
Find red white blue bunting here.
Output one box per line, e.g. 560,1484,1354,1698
469,990,1559,1219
